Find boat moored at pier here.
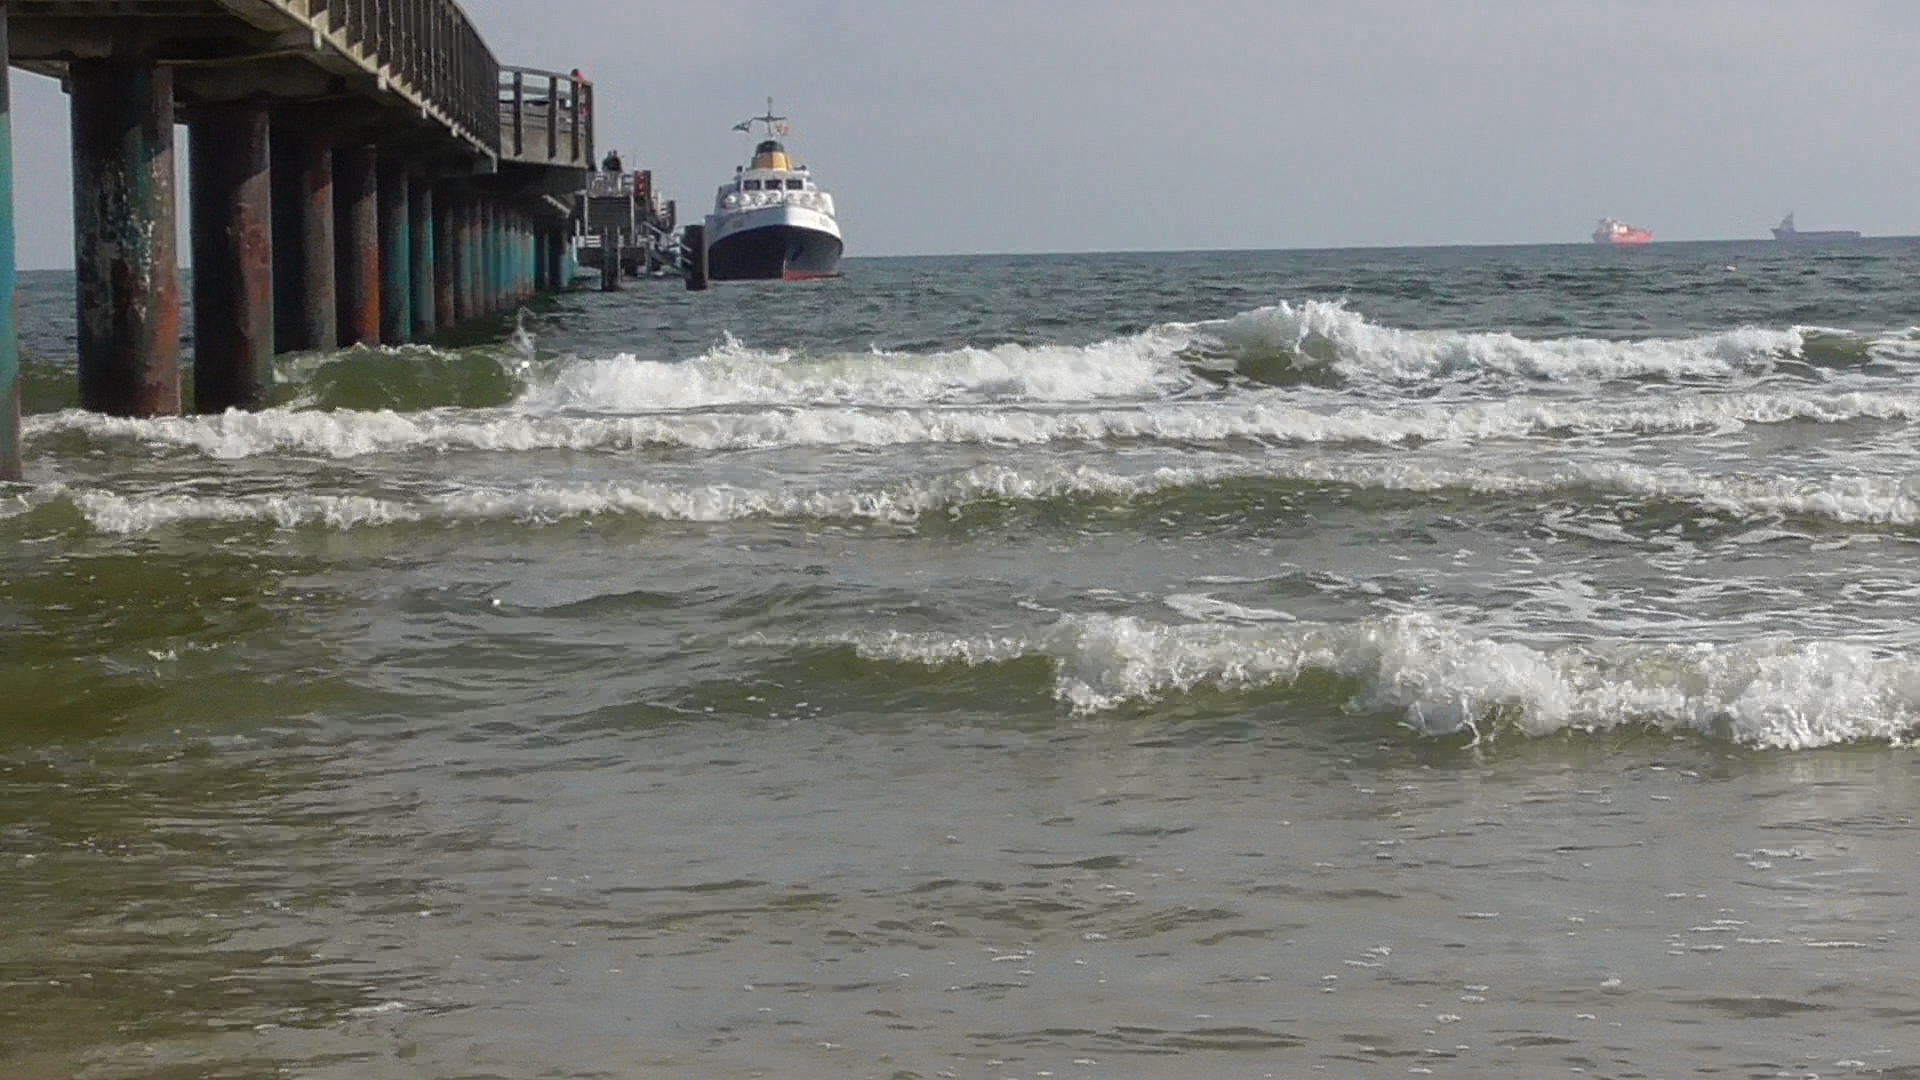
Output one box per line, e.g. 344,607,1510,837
701,101,843,282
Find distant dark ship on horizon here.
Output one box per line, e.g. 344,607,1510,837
1771,212,1861,243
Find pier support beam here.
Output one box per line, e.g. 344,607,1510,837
0,5,17,481
409,176,435,340
533,226,550,293
333,143,379,347
432,185,456,330
378,160,410,344
544,228,566,293
271,124,334,352
453,193,475,324
187,101,273,413
72,61,179,416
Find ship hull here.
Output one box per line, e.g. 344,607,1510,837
704,205,842,281
1772,229,1861,242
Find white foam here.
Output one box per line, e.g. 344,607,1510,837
765,613,1920,748
31,387,1920,459
1196,300,1812,383
58,456,1920,536
518,330,1196,412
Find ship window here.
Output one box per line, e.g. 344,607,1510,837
785,178,804,190
742,179,762,190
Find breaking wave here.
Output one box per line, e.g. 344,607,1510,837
744,613,1920,749
37,457,1920,535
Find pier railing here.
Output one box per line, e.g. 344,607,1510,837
498,66,594,169
305,0,502,153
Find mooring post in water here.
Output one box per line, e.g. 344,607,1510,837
600,228,621,291
271,122,335,353
683,224,708,292
0,4,16,482
187,100,273,413
377,160,411,344
333,143,380,346
410,175,435,340
71,61,180,416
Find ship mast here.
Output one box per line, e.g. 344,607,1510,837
732,98,790,138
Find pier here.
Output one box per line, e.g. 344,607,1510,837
0,0,597,480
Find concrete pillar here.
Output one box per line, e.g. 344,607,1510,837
523,223,536,297
271,123,334,352
431,184,456,330
0,5,17,482
410,176,435,340
452,193,474,324
333,143,379,346
482,200,500,314
545,227,567,293
187,101,273,413
71,61,179,416
533,226,550,293
377,160,409,344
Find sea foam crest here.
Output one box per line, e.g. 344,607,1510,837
518,330,1196,413
1195,300,1810,383
781,613,1920,748
58,457,1920,535
33,387,1920,460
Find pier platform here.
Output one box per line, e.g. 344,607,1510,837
0,0,598,479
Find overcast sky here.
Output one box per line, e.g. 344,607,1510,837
10,0,1920,266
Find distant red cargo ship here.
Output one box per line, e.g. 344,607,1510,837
1592,218,1653,245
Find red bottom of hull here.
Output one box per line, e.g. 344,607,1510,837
782,269,840,281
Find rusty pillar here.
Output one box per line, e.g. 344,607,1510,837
409,176,435,340
333,143,379,347
271,123,334,353
377,160,409,344
71,61,179,416
187,100,273,413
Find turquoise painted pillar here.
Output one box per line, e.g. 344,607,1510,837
0,3,17,481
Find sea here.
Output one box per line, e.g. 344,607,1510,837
6,240,1920,1078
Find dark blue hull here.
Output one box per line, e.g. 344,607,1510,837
706,225,843,281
